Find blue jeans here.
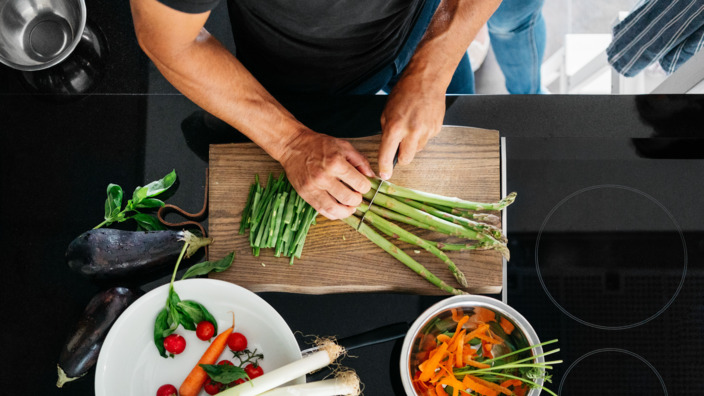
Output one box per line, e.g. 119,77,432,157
347,0,475,95
488,0,547,94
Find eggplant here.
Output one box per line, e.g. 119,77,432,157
66,228,212,282
56,287,140,387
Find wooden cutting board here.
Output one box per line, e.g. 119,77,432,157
208,126,504,295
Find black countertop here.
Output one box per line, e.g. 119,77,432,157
2,1,704,394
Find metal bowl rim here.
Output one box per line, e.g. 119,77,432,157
399,295,544,395
0,0,87,71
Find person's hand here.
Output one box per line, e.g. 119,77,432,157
279,130,374,220
378,74,445,179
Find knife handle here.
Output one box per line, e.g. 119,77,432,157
338,321,410,351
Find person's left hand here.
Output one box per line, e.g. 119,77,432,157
378,74,446,179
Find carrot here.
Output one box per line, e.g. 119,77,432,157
451,308,464,322
470,307,496,324
463,323,490,342
463,357,491,369
499,317,515,335
436,382,449,396
461,375,498,396
418,342,449,382
500,379,523,389
179,316,235,396
467,375,512,395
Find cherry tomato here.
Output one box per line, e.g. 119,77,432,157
156,384,178,396
203,379,223,395
227,332,248,351
217,359,234,366
196,321,215,341
163,334,186,355
245,363,264,379
231,378,247,386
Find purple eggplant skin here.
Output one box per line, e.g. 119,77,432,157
56,287,140,387
66,228,211,282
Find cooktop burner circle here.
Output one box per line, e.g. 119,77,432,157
558,348,668,395
535,184,687,330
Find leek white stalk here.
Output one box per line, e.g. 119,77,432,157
258,370,361,396
217,340,344,396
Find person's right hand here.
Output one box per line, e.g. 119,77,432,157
279,130,374,220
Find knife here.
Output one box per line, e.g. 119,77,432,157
300,321,409,356
358,149,399,230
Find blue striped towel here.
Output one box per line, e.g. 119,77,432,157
606,0,704,77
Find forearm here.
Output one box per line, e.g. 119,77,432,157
402,0,502,90
134,19,306,163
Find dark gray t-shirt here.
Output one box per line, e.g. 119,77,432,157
158,0,425,94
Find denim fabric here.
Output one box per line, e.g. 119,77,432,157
487,0,547,94
346,0,475,94
607,0,704,77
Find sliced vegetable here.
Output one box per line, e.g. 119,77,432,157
179,316,235,396
258,369,361,396
66,228,211,282
56,287,140,387
219,339,344,396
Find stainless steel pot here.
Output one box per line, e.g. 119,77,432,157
0,0,86,71
400,295,545,395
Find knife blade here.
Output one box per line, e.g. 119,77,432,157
357,149,399,230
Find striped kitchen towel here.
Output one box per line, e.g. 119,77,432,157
606,0,704,77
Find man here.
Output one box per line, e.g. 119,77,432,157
130,0,501,220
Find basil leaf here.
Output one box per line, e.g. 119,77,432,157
131,213,166,231
143,169,177,198
182,252,236,280
199,364,248,383
176,303,197,331
177,300,205,326
180,300,218,335
104,184,123,220
131,186,149,206
154,308,170,358
134,197,165,209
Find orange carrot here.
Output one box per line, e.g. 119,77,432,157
179,317,234,396
436,382,449,396
470,307,496,324
463,323,490,342
499,317,515,335
451,308,464,322
500,379,523,388
419,342,449,382
463,357,491,369
461,375,498,396
467,375,512,395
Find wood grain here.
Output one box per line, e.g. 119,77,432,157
208,126,504,295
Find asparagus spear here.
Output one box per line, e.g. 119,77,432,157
342,215,467,295
356,205,468,287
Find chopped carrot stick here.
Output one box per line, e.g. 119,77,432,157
475,333,502,344
463,358,491,369
470,307,496,324
464,323,491,342
437,334,452,344
419,342,449,382
500,379,523,389
439,376,466,396
455,331,465,367
436,382,449,396
461,375,498,396
179,316,234,396
467,375,512,395
499,317,515,335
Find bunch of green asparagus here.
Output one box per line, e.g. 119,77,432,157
240,173,515,294
342,178,515,295
239,173,318,265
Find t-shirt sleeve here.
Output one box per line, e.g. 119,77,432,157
157,0,221,14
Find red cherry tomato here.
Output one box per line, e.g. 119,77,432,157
227,332,248,351
245,363,264,379
203,380,223,395
156,384,178,396
217,359,234,366
196,321,215,341
232,378,246,386
163,334,186,355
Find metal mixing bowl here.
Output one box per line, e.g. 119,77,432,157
0,0,86,71
400,295,545,396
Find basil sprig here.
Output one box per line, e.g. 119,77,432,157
182,252,236,280
199,364,248,384
153,243,235,358
96,169,177,230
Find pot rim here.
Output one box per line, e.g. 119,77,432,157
399,295,544,395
